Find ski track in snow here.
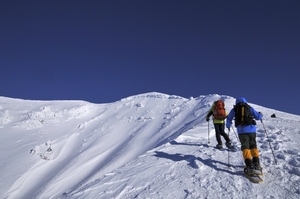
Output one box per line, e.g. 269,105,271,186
0,93,300,199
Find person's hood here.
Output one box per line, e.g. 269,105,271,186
235,97,247,104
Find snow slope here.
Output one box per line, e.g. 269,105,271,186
0,92,299,199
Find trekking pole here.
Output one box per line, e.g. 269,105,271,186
231,127,247,165
232,126,239,141
227,128,230,167
231,127,240,145
261,119,278,165
207,121,210,145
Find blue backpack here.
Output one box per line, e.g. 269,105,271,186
234,102,255,126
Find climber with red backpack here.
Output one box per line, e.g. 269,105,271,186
206,99,234,150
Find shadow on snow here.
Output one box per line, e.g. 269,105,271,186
153,150,241,176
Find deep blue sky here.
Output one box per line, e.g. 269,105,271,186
1,1,299,115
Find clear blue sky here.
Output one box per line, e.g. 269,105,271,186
1,1,299,115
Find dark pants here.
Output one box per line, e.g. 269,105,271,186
238,133,257,151
214,123,230,145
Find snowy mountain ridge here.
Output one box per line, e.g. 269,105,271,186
0,92,299,199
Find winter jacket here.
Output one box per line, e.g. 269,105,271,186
206,104,228,124
226,97,263,134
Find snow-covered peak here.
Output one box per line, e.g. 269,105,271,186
0,93,300,199
121,92,186,101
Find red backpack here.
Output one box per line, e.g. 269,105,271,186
213,100,226,119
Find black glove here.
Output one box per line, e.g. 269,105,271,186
206,118,209,122
259,112,263,116
227,128,230,132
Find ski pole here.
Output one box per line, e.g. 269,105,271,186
208,121,210,145
261,119,278,165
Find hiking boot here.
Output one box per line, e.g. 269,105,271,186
254,164,263,175
216,144,223,149
253,157,260,167
225,142,236,151
252,157,263,174
254,162,262,170
244,159,255,175
225,142,233,148
253,162,263,175
244,164,255,175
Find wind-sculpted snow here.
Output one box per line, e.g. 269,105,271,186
0,93,299,199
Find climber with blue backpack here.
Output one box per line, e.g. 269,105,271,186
226,97,263,175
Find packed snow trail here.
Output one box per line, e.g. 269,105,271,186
66,123,300,199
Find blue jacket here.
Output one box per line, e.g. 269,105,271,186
226,97,263,134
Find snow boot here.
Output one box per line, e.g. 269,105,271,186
253,157,263,175
226,142,232,147
216,144,223,149
225,142,236,149
244,159,255,175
